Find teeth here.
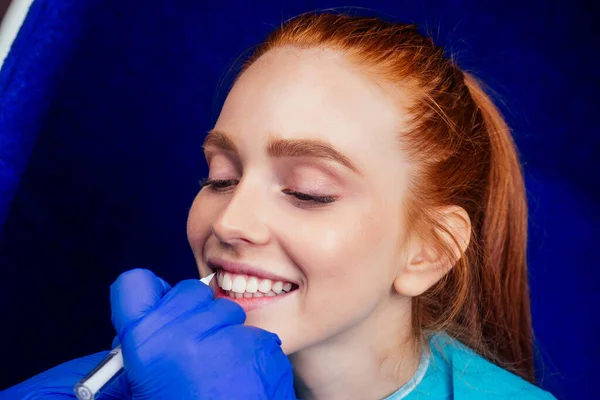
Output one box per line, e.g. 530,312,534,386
216,270,295,297
272,281,283,294
231,275,247,293
221,289,267,299
258,279,272,293
222,272,233,291
246,276,259,293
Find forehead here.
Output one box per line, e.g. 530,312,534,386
215,47,410,175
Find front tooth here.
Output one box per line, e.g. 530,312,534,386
217,271,224,287
283,282,292,292
272,281,283,294
258,279,273,293
243,292,253,298
246,276,259,293
266,290,276,297
254,292,264,297
228,291,234,298
234,292,243,299
231,275,247,293
222,272,233,291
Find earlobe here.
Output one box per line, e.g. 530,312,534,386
393,206,471,297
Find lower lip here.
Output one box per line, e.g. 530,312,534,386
213,284,295,313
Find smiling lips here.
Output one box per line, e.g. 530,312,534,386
213,269,298,312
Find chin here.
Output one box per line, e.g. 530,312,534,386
243,314,300,355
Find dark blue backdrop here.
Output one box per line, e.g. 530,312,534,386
0,1,598,398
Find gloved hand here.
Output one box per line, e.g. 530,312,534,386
111,268,296,399
0,351,124,399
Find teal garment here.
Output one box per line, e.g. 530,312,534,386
384,333,556,399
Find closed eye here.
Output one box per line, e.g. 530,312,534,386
198,178,337,205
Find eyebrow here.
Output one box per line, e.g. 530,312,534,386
203,129,362,175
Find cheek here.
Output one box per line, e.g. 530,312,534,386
186,193,219,249
287,209,397,345
280,199,397,305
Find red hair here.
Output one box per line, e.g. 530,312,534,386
238,11,534,382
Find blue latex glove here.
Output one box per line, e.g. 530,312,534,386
110,268,296,399
1,268,295,399
0,352,124,399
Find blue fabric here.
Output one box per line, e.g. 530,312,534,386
0,0,102,230
384,334,556,399
0,1,597,398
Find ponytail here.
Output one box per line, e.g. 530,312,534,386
463,73,534,382
239,10,536,383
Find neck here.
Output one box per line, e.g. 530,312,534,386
290,298,422,400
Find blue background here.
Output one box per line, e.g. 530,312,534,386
0,1,598,398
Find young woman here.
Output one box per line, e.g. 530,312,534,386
1,11,555,400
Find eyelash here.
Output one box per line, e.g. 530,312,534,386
198,178,337,206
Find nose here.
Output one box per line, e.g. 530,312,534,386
211,180,270,247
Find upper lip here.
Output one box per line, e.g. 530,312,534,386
207,258,297,284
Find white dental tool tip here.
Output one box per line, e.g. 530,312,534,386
199,272,216,285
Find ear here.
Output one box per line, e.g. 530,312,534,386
393,206,471,297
